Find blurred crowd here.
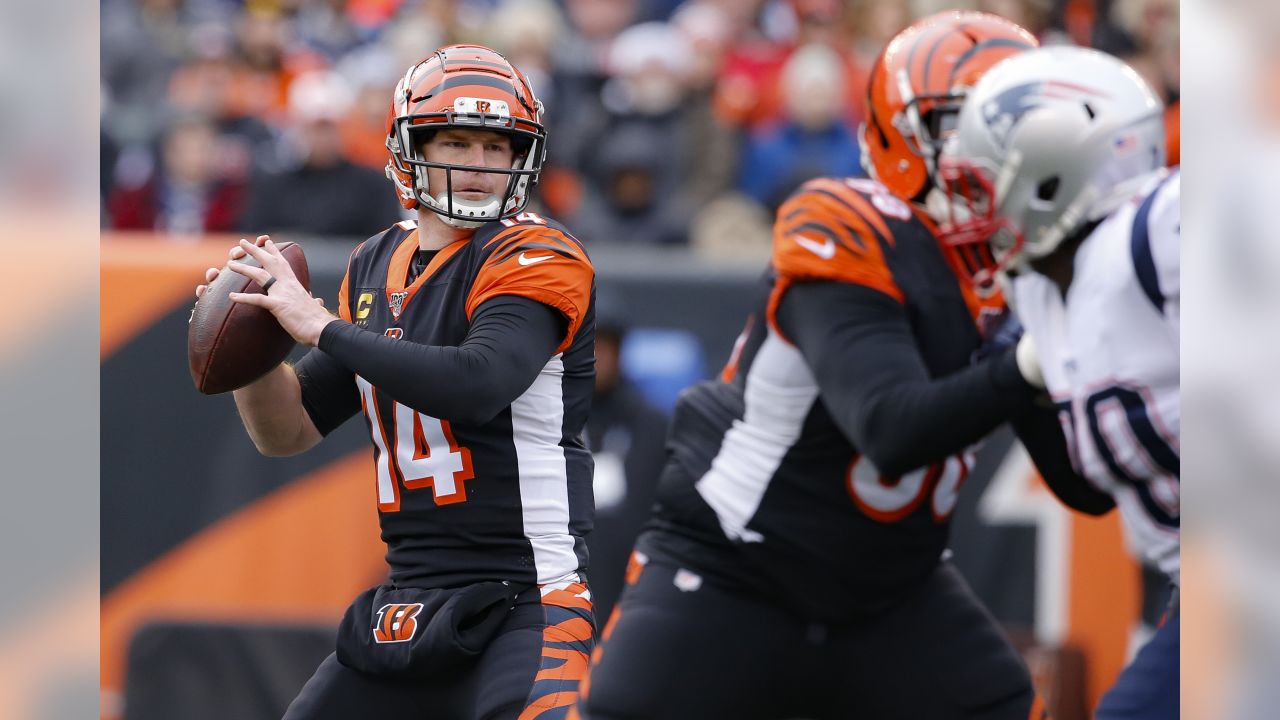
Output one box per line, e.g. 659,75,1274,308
101,0,1180,249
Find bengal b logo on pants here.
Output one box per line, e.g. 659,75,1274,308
373,602,425,643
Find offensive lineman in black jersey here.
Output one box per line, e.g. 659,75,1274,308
579,13,1114,720
196,45,595,720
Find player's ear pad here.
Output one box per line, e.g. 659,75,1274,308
336,580,527,677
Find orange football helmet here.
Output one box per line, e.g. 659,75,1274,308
861,11,1038,203
385,45,547,227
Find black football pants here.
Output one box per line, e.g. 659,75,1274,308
283,585,594,720
579,558,1043,720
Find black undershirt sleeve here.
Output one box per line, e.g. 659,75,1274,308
1009,401,1117,515
776,280,1036,477
316,294,567,425
294,347,361,436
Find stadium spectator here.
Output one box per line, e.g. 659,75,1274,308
550,0,643,172
166,37,288,179
735,43,864,209
107,115,246,234
238,71,403,237
571,22,702,244
977,0,1056,39
295,0,370,62
382,0,475,71
572,124,689,246
101,0,195,144
847,0,913,68
672,0,740,207
99,0,1181,245
710,0,794,131
712,0,866,134
332,48,400,171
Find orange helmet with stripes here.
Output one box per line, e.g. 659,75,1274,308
385,45,547,227
860,11,1037,203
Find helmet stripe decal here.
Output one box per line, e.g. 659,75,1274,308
918,28,952,92
443,59,512,71
946,37,1037,88
410,74,519,104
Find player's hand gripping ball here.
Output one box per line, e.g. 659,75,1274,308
189,237,311,394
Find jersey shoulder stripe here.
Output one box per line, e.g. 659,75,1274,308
1130,170,1179,314
772,177,903,303
466,218,594,354
488,227,587,266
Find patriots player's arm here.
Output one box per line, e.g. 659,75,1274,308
316,296,567,425
776,280,1037,478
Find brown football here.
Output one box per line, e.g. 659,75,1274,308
188,241,310,395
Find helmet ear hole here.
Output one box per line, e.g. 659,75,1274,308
1036,176,1061,201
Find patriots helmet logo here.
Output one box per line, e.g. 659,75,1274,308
981,82,1045,149
981,81,1103,149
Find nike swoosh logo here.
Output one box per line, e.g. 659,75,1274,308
794,234,836,260
518,252,554,266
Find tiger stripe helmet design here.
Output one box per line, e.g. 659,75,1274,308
386,45,547,227
861,11,1038,204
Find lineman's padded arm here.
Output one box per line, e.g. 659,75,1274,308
316,295,566,425
1009,403,1116,515
776,280,1036,477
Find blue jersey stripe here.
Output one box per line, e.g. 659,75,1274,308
1130,174,1175,314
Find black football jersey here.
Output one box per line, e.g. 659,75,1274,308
644,177,1005,620
329,213,595,590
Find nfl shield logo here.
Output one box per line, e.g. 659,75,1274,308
388,292,408,320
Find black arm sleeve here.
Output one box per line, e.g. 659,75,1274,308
776,280,1037,477
1011,403,1116,515
317,295,567,425
294,347,362,436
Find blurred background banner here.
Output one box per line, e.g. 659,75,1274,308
98,0,1187,718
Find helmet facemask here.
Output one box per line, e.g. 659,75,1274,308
937,154,1025,293
386,98,546,228
892,68,967,199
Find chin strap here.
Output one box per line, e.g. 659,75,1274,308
427,190,501,229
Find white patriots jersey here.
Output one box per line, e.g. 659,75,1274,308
1011,169,1180,583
